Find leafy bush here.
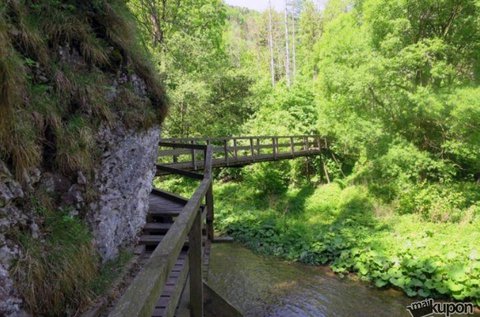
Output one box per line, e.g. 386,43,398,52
244,162,291,196
215,182,480,307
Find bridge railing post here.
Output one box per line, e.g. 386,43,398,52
189,210,203,317
290,137,295,155
224,139,229,165
249,138,255,162
272,137,277,159
206,182,214,241
191,140,197,170
233,138,238,160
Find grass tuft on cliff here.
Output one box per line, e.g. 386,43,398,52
0,0,168,180
12,204,98,316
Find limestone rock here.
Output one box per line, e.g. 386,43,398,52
88,125,161,261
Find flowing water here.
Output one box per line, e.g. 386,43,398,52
208,243,479,317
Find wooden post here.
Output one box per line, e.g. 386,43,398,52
257,138,261,155
189,211,203,317
224,139,229,165
233,138,238,161
191,141,197,170
272,137,277,160
206,183,214,241
317,136,321,150
206,139,210,169
303,136,307,151
290,137,294,156
249,138,255,162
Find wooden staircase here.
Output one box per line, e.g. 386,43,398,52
131,190,211,317
109,136,324,317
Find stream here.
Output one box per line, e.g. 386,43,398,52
207,243,479,317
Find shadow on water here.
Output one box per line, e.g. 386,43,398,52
208,243,480,317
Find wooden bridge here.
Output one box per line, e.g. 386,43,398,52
157,135,327,175
108,135,327,317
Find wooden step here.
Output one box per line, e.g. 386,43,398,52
151,252,189,317
144,223,172,234
139,235,165,246
148,209,181,217
140,235,208,248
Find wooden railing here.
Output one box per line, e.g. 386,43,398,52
109,144,213,317
157,135,326,173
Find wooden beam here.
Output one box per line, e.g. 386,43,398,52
159,142,207,150
223,139,229,166
206,183,214,241
189,211,204,317
156,165,203,180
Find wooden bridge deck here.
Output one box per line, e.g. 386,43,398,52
157,135,327,175
109,135,324,317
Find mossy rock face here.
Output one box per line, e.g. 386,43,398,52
0,0,168,180
0,1,168,316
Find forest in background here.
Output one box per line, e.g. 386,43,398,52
130,0,480,306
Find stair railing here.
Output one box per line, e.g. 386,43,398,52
109,144,213,317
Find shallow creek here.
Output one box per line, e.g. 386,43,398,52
207,243,479,317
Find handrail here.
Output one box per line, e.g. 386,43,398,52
109,145,213,317
161,135,320,142
157,135,326,172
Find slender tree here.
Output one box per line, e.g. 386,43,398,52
268,0,276,87
291,1,297,81
284,0,291,87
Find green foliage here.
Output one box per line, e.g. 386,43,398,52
153,0,480,308
215,182,480,305
244,162,291,196
90,250,133,296
12,206,99,316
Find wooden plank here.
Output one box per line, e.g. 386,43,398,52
143,223,172,234
156,165,203,180
158,142,207,150
139,235,165,246
151,189,189,205
148,210,180,218
152,254,189,317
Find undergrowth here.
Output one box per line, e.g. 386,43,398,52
12,205,98,316
10,200,136,316
209,179,480,307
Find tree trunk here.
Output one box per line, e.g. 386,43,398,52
268,0,276,87
291,2,297,82
284,0,291,87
